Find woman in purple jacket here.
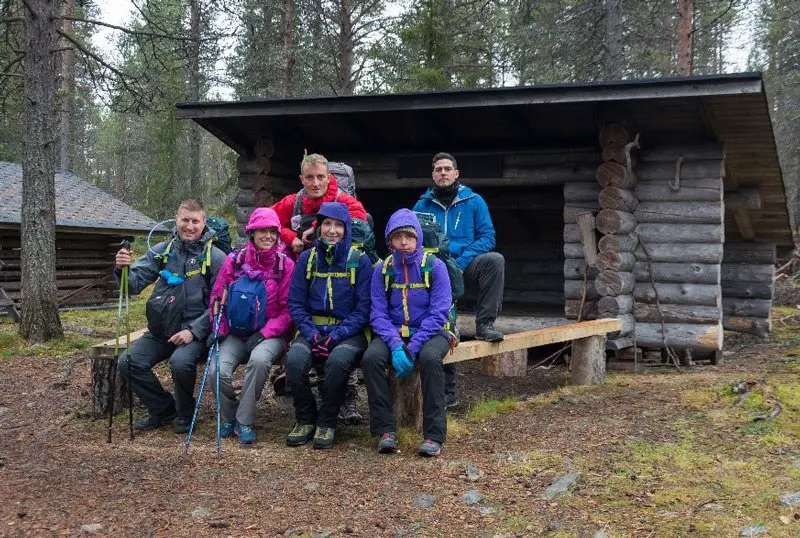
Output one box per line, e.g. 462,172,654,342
362,208,455,457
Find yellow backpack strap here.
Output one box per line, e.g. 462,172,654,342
201,239,213,275
305,248,316,280
382,254,394,291
420,251,434,289
346,246,362,286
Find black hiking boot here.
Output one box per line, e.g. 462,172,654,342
338,386,362,425
133,409,176,431
173,415,196,434
476,322,504,343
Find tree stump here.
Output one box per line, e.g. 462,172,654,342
91,357,129,418
480,350,527,377
389,369,423,431
571,335,606,385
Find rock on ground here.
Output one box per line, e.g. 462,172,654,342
541,471,581,500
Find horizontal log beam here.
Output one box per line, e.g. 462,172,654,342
632,261,720,284
635,243,723,264
635,201,723,224
636,179,722,202
635,223,723,244
637,142,724,162
597,209,636,234
634,303,721,324
598,234,639,253
722,316,771,338
722,298,771,318
444,319,622,364
565,299,598,320
635,160,724,181
721,281,774,300
725,188,761,210
596,251,636,272
565,279,598,300
598,294,634,315
634,322,723,350
599,186,638,212
563,182,600,202
634,282,721,306
595,271,635,296
720,264,774,282
723,243,775,264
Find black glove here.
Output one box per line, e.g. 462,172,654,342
246,332,265,354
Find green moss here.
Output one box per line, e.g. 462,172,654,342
468,396,520,421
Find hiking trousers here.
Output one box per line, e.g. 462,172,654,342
207,336,286,426
117,332,206,419
362,335,449,443
464,251,505,325
285,334,367,428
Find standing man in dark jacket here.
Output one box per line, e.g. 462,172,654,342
114,199,227,433
413,152,505,407
284,202,372,449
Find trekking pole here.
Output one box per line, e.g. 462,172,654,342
183,290,226,456
122,240,134,442
107,240,131,443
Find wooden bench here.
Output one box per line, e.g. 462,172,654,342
391,318,621,429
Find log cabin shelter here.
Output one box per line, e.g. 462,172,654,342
0,162,159,310
177,72,792,357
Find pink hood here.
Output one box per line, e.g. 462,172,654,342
246,207,281,233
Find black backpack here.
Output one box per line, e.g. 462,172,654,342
414,212,465,300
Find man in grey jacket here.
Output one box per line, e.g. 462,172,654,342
115,199,227,434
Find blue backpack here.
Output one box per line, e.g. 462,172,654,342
227,275,268,337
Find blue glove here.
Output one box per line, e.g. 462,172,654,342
391,345,414,379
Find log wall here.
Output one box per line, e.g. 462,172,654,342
0,229,122,307
721,242,775,338
563,181,599,321
632,142,725,350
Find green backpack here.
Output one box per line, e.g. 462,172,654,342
414,212,465,300
206,215,233,254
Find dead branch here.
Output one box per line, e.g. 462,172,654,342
753,403,782,422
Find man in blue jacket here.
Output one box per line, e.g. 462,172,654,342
413,153,505,405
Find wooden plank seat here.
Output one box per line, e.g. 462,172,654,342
391,318,621,430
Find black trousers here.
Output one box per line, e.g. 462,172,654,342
361,335,449,443
446,252,506,396
118,332,205,418
285,334,367,428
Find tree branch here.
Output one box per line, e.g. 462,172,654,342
0,16,23,23
19,0,35,18
53,16,197,41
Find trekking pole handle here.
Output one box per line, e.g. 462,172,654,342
121,239,131,251
213,289,228,316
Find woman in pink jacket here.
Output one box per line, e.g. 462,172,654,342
208,208,294,446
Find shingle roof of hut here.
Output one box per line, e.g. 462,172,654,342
0,162,157,234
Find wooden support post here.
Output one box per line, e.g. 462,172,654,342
481,349,528,377
389,370,423,431
571,334,606,385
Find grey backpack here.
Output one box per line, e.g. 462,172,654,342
328,161,356,197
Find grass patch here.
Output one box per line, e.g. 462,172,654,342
468,396,521,421
502,449,564,477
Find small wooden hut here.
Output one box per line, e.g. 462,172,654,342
0,162,158,310
177,73,793,357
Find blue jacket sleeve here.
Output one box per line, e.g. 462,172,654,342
329,255,372,343
287,251,318,342
408,258,452,357
455,195,496,271
369,261,402,351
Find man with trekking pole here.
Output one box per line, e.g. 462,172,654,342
114,199,227,434
413,153,506,408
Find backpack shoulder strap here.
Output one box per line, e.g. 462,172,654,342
346,246,364,286
420,251,434,289
382,254,394,291
292,190,304,217
334,189,342,203
305,248,317,280
158,238,176,270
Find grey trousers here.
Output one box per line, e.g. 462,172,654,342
207,336,286,426
463,251,505,325
118,332,206,418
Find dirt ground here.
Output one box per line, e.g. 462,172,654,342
1,313,800,537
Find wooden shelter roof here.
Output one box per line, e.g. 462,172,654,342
0,162,157,234
177,73,793,245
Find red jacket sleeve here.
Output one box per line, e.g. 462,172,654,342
338,193,368,221
271,194,300,246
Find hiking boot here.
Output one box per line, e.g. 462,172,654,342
236,424,256,446
173,416,196,435
418,439,442,457
377,432,398,454
286,424,315,446
445,392,458,410
338,386,362,425
220,420,237,438
313,426,336,449
133,409,176,431
476,322,504,343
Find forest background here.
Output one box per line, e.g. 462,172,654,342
1,0,799,342
1,0,798,223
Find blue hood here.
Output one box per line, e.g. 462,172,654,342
314,202,352,262
385,208,423,258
